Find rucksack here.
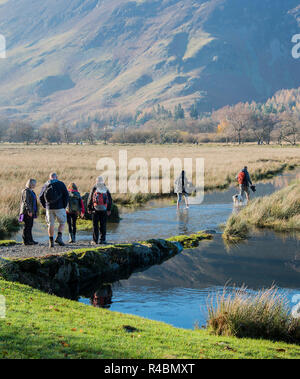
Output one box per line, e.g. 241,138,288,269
93,191,108,211
67,192,81,213
44,182,62,204
237,171,246,185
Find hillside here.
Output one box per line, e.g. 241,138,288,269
0,0,299,123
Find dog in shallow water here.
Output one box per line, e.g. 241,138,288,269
232,194,244,206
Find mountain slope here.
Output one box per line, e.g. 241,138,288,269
0,0,299,123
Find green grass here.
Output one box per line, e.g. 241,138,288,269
1,279,300,359
208,287,300,344
223,181,300,240
167,232,213,248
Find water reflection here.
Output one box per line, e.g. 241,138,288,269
90,284,113,309
176,209,189,234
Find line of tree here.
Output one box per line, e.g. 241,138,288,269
1,87,300,145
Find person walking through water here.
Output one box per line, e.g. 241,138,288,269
20,179,38,245
175,170,191,209
88,176,112,245
237,166,253,203
39,172,69,248
66,183,85,243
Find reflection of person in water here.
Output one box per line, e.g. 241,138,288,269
177,208,189,234
91,284,113,309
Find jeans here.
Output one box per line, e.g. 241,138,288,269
22,214,34,243
92,211,107,243
67,212,78,235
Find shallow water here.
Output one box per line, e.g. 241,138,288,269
14,169,300,329
16,167,300,243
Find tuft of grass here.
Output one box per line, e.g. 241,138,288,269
207,286,300,344
223,215,249,242
0,215,20,240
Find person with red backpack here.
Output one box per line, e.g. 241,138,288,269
237,166,253,202
87,176,112,245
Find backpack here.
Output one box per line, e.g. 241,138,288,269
44,182,62,205
93,191,108,211
237,171,246,185
67,192,81,213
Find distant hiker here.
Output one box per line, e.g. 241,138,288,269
174,170,191,209
20,179,38,245
237,166,253,202
66,183,85,243
87,176,112,245
39,172,69,248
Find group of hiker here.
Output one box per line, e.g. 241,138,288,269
20,167,254,247
20,173,112,247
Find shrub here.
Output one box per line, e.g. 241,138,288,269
0,215,20,239
207,286,300,343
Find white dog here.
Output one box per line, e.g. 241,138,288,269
232,194,244,206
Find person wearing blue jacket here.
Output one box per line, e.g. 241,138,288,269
39,172,69,248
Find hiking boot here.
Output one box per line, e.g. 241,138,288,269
49,238,54,248
55,233,65,246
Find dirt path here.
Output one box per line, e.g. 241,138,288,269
0,240,118,259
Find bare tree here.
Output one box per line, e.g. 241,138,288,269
278,112,300,145
214,103,252,144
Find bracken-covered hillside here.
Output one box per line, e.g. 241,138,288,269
0,0,299,123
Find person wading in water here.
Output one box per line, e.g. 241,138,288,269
175,170,191,210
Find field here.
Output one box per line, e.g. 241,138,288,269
1,278,300,359
1,143,300,220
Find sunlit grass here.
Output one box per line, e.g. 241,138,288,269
208,286,300,343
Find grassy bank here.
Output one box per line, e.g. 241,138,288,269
1,278,300,359
223,181,300,241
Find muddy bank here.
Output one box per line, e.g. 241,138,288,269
0,233,212,299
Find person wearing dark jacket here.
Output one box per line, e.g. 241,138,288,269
20,179,38,245
87,176,112,245
66,182,85,243
39,172,69,248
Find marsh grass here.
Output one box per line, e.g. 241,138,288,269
224,181,300,240
207,286,300,343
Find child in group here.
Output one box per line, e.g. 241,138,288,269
66,183,85,243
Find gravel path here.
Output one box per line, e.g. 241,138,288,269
0,240,121,259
